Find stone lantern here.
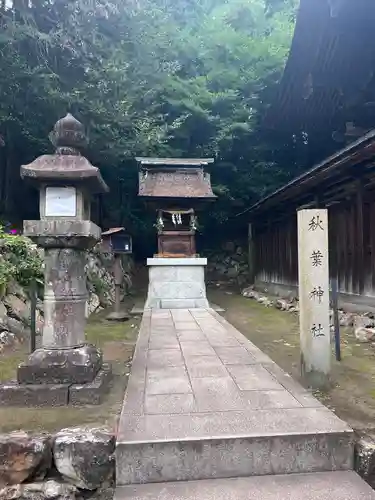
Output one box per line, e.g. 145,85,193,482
0,114,111,406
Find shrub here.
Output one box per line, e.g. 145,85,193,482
0,226,43,293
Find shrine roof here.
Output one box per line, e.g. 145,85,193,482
138,168,216,199
137,157,216,199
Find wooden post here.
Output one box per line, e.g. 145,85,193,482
248,223,255,284
356,180,364,295
30,279,37,353
298,209,331,389
106,254,129,321
331,277,341,362
114,254,122,314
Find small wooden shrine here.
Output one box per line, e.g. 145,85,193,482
137,157,216,257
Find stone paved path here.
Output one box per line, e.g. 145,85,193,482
115,309,375,498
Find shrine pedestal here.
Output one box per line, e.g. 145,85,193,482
145,258,209,309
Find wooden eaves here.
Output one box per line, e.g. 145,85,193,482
246,129,375,221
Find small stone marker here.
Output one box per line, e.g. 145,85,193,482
297,209,331,388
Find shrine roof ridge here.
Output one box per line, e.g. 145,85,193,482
136,157,214,167
102,227,126,236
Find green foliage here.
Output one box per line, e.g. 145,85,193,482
0,0,299,251
89,274,111,298
0,228,43,290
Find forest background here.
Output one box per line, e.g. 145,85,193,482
0,0,301,255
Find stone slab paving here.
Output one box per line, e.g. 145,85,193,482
116,308,354,485
130,302,225,316
115,471,375,499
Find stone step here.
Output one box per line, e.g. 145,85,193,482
116,408,353,484
114,471,375,500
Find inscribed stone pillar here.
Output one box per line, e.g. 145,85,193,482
43,248,87,348
297,209,331,388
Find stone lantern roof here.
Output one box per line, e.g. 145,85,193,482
21,114,109,193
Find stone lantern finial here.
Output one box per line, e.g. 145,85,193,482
49,113,89,155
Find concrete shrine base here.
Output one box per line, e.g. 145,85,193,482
144,257,210,309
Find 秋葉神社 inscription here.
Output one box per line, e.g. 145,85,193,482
297,209,331,388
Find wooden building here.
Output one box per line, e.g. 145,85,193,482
266,0,375,166
249,0,375,310
247,130,375,309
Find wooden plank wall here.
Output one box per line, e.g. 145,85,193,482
253,188,375,297
254,213,298,286
329,189,374,296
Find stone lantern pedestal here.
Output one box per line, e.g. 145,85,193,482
0,114,112,407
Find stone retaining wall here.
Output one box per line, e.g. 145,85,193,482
1,419,375,497
0,415,375,496
0,427,115,499
206,241,249,286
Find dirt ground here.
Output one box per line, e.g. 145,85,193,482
209,285,375,433
0,304,141,433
